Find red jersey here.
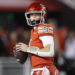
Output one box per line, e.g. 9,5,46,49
29,23,55,68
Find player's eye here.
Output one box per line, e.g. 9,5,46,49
27,14,30,18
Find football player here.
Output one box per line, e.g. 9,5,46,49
15,3,60,75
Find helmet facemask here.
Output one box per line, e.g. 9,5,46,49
25,11,45,26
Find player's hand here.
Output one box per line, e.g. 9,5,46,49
14,43,28,52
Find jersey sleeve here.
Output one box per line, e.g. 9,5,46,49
39,36,54,47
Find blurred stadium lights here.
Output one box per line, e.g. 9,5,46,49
0,0,33,6
0,0,34,11
59,0,75,10
58,0,75,10
0,0,61,11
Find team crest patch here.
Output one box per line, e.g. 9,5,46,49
38,26,53,33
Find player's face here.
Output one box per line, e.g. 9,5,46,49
30,13,41,23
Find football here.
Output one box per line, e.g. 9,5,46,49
14,51,28,64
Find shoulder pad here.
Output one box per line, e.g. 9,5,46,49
38,25,53,34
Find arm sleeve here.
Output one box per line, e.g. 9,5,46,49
38,36,54,57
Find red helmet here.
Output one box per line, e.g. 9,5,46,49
25,3,46,26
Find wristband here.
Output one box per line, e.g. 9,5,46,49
27,46,39,55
